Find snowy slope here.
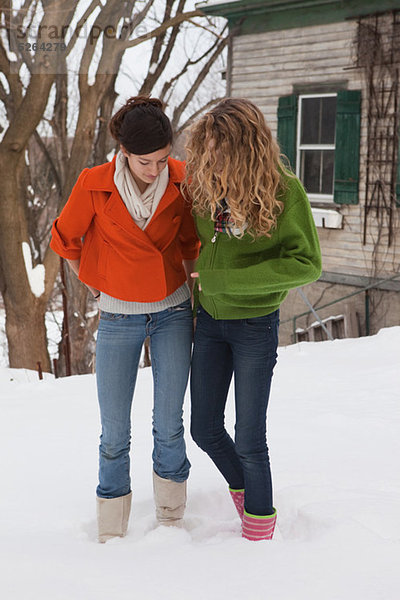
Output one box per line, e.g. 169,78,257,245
0,327,399,600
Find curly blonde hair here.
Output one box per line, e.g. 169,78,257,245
183,98,286,237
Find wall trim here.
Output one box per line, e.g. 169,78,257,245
320,271,400,292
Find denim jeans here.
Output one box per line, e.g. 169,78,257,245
190,305,279,516
96,299,193,499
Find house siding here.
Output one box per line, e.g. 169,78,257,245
230,20,400,278
229,20,400,342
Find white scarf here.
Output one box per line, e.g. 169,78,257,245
113,150,169,230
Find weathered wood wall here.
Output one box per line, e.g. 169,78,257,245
230,20,400,280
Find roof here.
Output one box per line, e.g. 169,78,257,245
197,0,400,34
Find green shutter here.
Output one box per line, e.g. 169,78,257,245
277,94,297,171
334,90,361,205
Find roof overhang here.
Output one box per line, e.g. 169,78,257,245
196,0,400,34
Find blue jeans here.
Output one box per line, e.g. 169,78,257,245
95,299,193,499
190,305,279,516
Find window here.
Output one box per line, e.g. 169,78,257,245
296,94,337,202
277,90,361,206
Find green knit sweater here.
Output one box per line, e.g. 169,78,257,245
194,173,322,319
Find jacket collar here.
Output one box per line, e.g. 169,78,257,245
81,155,184,191
83,156,185,244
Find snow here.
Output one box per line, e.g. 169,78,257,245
0,327,399,599
148,62,157,75
21,241,45,298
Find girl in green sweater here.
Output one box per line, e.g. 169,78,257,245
183,98,321,541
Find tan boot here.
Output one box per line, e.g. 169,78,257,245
153,471,187,527
96,492,132,543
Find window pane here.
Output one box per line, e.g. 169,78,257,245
321,150,335,194
300,149,335,195
321,97,336,144
300,150,320,194
300,96,336,144
300,98,320,144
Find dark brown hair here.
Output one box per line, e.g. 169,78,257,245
109,95,173,155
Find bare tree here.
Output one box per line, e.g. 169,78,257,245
0,0,227,372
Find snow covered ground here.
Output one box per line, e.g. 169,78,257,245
0,327,399,600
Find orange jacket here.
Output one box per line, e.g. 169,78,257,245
50,156,200,302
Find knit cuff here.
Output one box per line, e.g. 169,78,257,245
198,269,227,296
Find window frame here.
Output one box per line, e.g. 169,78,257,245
296,93,337,204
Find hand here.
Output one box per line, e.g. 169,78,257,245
89,288,100,301
191,272,202,291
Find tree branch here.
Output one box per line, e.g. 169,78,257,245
138,0,175,95
65,0,102,56
122,9,203,50
121,0,156,40
77,0,122,83
160,22,228,101
51,72,69,182
7,0,41,74
171,30,229,130
0,1,77,153
185,17,227,39
0,76,8,105
32,129,62,195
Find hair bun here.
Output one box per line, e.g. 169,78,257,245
125,96,164,110
109,95,166,142
109,94,172,154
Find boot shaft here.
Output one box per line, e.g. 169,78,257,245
229,487,245,520
242,509,277,541
96,491,132,543
153,471,187,526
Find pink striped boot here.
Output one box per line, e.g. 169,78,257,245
242,508,277,541
229,487,245,520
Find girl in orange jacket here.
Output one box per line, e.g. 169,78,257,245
50,96,199,542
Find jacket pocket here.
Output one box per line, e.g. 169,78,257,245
97,240,109,278
159,215,182,252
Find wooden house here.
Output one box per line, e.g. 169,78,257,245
198,0,400,344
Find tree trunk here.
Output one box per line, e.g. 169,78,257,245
4,291,50,372
0,150,52,371
0,1,227,373
56,263,98,376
